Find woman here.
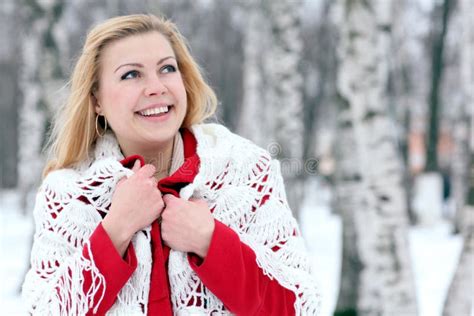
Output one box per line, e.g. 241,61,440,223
22,14,320,315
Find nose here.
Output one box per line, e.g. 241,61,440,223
144,74,167,97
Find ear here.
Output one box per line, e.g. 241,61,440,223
91,92,102,114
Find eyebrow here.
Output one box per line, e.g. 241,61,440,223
114,56,176,73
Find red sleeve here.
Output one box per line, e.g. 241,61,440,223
188,220,296,315
82,223,137,315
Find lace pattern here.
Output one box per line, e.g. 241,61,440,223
22,124,320,315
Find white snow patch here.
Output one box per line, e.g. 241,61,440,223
300,177,342,316
409,221,464,316
0,190,31,316
412,172,444,225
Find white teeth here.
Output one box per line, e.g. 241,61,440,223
139,106,170,116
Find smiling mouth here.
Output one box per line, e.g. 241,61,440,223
136,105,172,117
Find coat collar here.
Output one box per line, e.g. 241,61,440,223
117,128,200,197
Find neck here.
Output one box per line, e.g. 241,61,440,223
120,138,175,179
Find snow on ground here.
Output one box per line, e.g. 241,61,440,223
0,180,464,315
300,177,341,316
0,190,31,315
409,222,464,316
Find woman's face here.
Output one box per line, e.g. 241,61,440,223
95,31,187,155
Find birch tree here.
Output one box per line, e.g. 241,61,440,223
333,0,417,314
239,0,305,215
443,0,474,314
0,0,20,188
444,154,474,315
204,0,244,130
301,0,338,173
448,0,472,232
238,0,268,147
264,0,305,216
425,0,454,173
389,0,433,224
18,0,66,213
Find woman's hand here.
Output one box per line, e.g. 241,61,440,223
161,195,215,258
102,161,164,256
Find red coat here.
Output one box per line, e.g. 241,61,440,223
81,129,296,315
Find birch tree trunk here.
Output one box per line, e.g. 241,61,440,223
18,0,65,213
301,0,338,173
443,154,474,316
0,0,20,188
334,0,417,314
450,0,472,233
451,116,470,230
238,0,305,216
264,0,305,216
238,0,268,147
443,0,474,314
425,0,453,173
389,0,424,225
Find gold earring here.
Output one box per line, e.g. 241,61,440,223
95,115,107,137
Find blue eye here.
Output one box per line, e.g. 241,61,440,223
161,65,177,74
121,70,140,80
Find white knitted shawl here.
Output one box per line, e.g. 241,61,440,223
22,123,321,315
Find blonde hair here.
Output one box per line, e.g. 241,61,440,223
44,14,217,176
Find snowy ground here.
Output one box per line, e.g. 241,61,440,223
0,179,465,315
0,191,31,315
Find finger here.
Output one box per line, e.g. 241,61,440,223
146,177,158,187
189,198,207,206
138,164,156,178
162,194,176,205
116,176,127,187
131,160,141,172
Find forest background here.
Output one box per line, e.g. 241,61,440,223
0,0,472,315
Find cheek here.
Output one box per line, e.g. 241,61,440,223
175,75,187,100
177,82,187,105
181,87,188,105
102,86,134,109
